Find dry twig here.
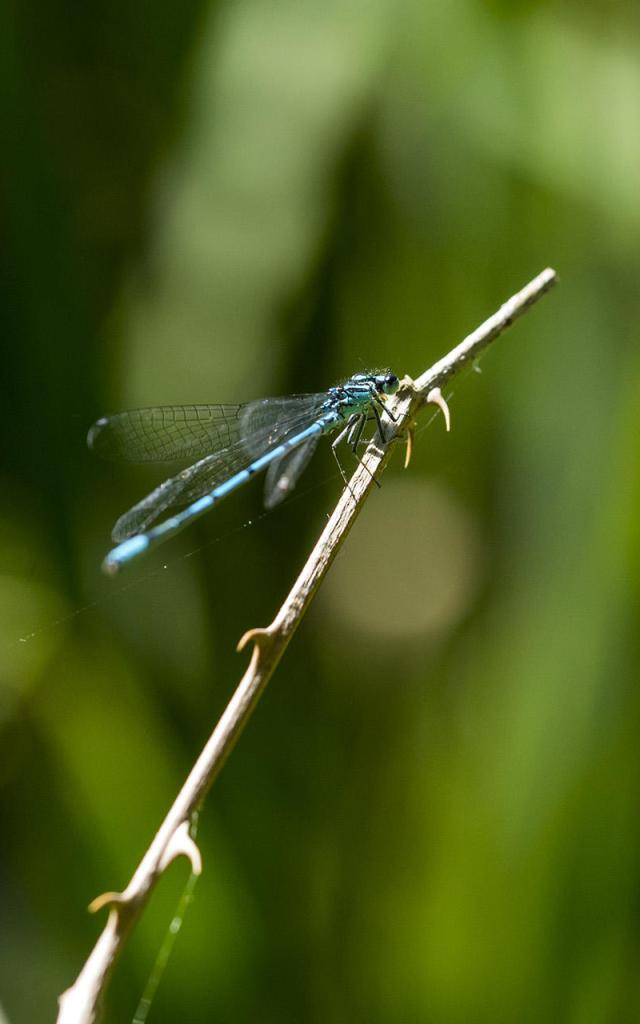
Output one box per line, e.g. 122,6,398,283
57,267,557,1024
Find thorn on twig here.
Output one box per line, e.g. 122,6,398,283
88,891,127,914
404,428,414,469
159,821,203,875
427,387,451,432
236,626,272,653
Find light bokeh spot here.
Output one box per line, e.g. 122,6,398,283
321,477,483,641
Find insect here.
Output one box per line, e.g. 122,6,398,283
88,372,399,574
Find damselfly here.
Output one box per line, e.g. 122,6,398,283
88,371,399,574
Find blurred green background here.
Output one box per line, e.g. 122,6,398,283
1,0,640,1021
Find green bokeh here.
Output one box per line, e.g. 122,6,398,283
1,1,639,1021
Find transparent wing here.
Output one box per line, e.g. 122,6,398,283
112,471,192,541
111,450,242,541
110,396,333,541
263,436,320,509
240,395,329,456
88,395,331,463
87,405,244,463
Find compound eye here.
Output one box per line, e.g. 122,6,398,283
383,373,399,395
